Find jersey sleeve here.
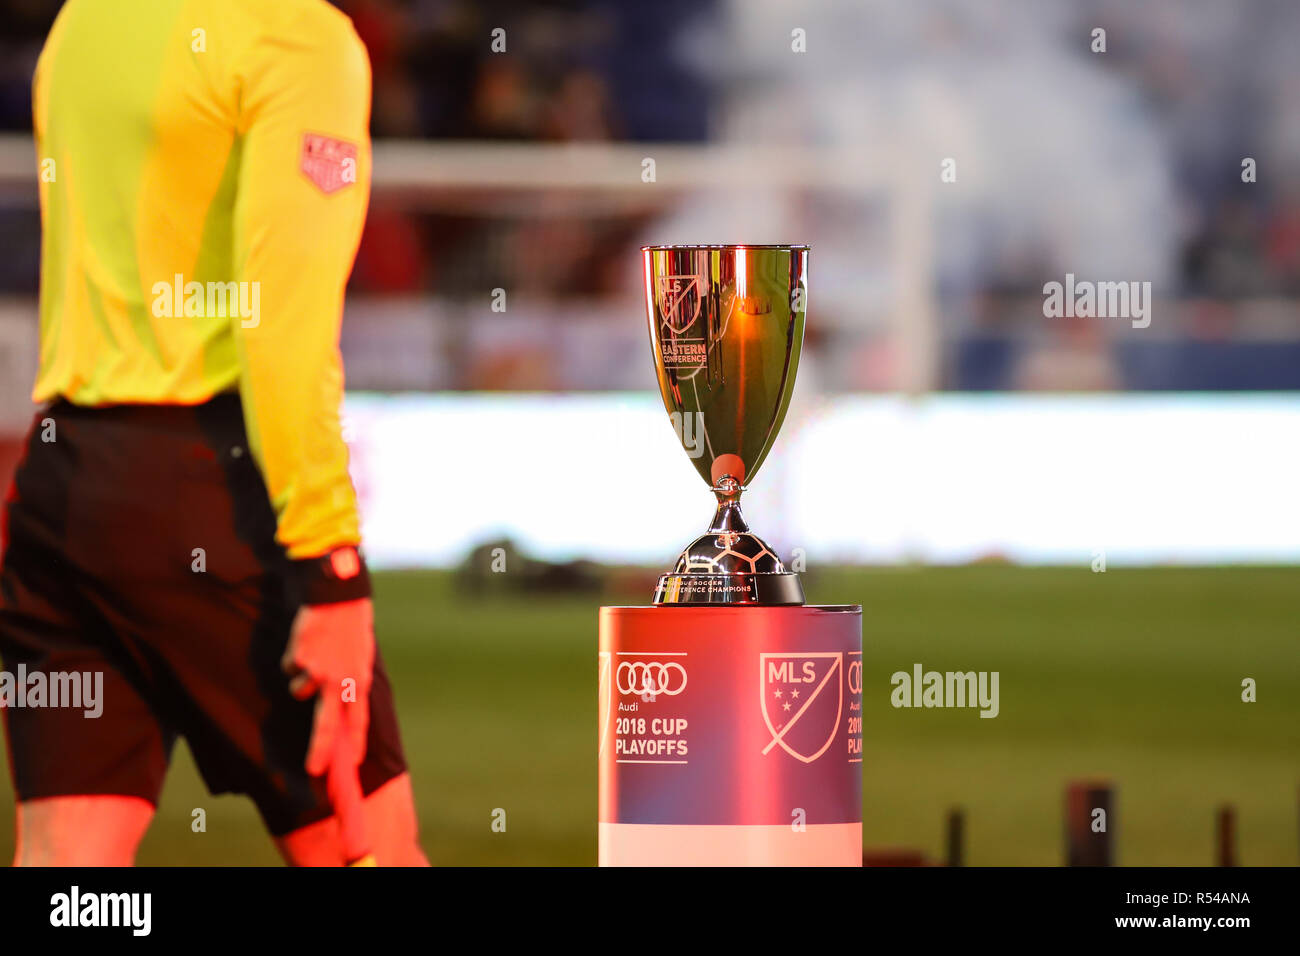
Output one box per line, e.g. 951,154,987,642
230,10,371,569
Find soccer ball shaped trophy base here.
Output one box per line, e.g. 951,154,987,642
653,476,805,606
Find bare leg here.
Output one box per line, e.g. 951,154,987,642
276,772,429,866
14,795,155,866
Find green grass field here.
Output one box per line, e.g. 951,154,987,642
1,566,1296,865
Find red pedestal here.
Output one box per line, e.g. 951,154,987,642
598,604,862,866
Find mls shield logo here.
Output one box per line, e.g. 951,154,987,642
656,274,705,334
760,652,842,763
301,132,358,194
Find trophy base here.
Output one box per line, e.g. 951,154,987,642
598,603,863,865
654,571,805,606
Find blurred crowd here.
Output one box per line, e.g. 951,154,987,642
339,0,710,143
0,0,1298,390
0,0,710,141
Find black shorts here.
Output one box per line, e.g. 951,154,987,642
0,395,407,836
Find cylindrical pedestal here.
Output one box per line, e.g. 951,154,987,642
598,604,862,866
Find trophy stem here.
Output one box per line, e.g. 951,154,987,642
708,475,749,533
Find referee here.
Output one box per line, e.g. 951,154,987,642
0,0,426,865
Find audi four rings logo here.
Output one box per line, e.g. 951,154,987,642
848,660,863,695
616,661,688,697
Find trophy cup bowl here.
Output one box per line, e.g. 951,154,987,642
643,244,808,605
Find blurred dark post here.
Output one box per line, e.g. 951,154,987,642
945,807,964,867
1216,804,1236,867
1065,781,1114,866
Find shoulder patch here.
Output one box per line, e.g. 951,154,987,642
300,132,359,194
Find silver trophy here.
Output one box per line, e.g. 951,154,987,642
643,244,808,605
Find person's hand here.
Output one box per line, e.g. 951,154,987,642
281,598,375,776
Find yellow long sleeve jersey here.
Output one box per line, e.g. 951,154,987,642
33,0,371,561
